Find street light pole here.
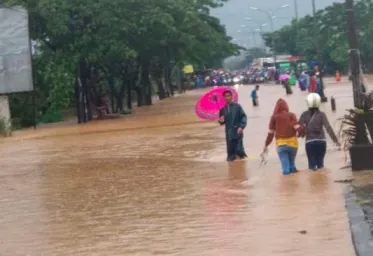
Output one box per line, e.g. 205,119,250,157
311,0,327,102
269,17,277,65
244,18,267,52
294,0,299,21
238,27,258,48
250,5,289,67
294,0,299,51
312,0,320,60
312,0,316,15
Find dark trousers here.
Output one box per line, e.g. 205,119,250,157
226,138,247,162
305,140,327,170
285,84,293,95
252,98,258,106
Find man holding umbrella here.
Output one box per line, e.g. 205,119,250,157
219,90,248,162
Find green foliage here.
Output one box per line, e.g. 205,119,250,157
9,93,35,128
263,0,373,73
39,109,64,124
35,50,75,112
2,0,239,127
339,91,373,147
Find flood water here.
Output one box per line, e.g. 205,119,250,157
0,82,357,255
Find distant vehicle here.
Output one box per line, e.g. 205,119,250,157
254,71,265,83
222,75,233,85
232,75,244,85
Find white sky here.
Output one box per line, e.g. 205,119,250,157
211,0,344,48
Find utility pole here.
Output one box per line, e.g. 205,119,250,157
311,0,327,101
312,0,320,60
294,0,299,22
346,0,363,108
294,0,299,76
269,17,277,65
294,0,299,52
312,0,316,17
250,5,290,69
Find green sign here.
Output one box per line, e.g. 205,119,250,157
279,63,291,68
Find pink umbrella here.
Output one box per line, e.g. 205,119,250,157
279,74,290,81
195,86,238,121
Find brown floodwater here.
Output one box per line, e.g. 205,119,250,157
0,81,357,255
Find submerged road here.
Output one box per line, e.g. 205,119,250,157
0,80,356,255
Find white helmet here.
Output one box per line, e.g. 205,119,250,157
306,93,321,108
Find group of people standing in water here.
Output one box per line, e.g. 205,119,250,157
219,89,340,175
286,65,326,95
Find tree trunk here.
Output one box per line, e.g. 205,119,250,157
87,66,102,120
164,46,174,96
141,60,152,105
85,63,96,121
152,63,166,99
74,74,83,124
127,62,139,110
155,78,166,100
169,64,174,96
108,74,116,113
78,59,89,123
164,65,174,96
136,86,143,107
117,79,126,113
164,67,170,97
346,0,364,108
127,77,133,110
181,73,186,93
173,66,182,94
136,66,144,107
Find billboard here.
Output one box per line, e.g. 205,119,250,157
183,65,194,74
0,6,33,94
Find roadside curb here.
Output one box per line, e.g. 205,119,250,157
344,185,373,256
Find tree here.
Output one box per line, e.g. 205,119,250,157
3,0,239,126
262,1,373,73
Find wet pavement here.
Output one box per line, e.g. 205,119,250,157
0,80,358,255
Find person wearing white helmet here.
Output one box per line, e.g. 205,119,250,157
298,93,340,171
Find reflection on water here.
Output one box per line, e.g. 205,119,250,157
228,161,248,183
0,86,356,255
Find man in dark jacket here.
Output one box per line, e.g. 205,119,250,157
219,90,247,162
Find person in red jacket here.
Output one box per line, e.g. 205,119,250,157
309,71,317,93
264,98,301,175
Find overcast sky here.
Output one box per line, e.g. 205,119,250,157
211,0,344,48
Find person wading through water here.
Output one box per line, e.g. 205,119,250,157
251,85,260,107
264,98,300,175
219,90,247,162
298,93,340,171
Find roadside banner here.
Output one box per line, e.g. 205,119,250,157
183,65,194,74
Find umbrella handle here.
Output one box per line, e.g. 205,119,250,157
212,94,220,109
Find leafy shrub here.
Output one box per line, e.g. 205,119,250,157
339,91,373,148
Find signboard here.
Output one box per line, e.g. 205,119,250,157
183,65,194,74
279,63,291,69
0,6,33,94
